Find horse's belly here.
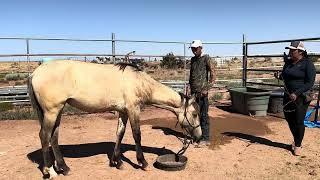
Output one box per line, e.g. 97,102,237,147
66,97,124,113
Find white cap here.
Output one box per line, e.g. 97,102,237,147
190,40,202,48
285,41,306,51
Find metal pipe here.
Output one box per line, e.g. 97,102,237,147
0,37,243,45
248,53,320,58
246,81,283,87
0,37,112,42
247,68,281,72
112,33,115,63
26,39,30,74
247,37,320,45
242,34,247,87
0,53,185,58
183,43,187,92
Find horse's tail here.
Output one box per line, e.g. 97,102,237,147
28,75,44,124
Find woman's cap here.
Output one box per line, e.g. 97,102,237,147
285,41,306,51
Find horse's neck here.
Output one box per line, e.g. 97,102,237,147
150,81,181,108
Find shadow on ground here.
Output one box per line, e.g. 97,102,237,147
222,132,291,151
27,142,174,170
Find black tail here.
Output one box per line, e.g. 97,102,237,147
28,75,44,124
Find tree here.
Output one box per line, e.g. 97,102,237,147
161,53,178,69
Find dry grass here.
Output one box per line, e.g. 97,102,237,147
0,61,39,73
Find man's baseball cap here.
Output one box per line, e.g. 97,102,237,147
190,40,202,48
285,41,306,51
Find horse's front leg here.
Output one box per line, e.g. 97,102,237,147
128,107,148,170
110,111,128,169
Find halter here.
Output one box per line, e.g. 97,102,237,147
175,97,201,157
175,97,200,136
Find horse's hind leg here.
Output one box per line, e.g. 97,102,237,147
110,111,128,169
50,110,70,175
39,109,60,179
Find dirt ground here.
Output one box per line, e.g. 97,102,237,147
1,106,320,180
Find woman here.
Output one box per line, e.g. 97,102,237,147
275,41,316,156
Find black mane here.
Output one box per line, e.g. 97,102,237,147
115,62,143,72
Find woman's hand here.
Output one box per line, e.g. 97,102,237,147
290,93,297,101
274,71,280,79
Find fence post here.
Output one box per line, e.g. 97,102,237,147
26,38,30,74
183,43,187,93
242,34,247,87
112,33,115,63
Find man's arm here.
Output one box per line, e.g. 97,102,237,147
207,57,216,84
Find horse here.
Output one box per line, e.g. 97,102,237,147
28,60,202,178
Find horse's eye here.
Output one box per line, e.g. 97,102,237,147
192,113,197,118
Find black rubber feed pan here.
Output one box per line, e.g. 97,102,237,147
154,154,188,171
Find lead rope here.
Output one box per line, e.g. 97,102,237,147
277,73,298,112
174,96,192,160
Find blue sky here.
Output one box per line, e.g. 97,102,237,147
0,0,320,61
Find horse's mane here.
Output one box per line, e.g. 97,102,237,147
115,62,143,72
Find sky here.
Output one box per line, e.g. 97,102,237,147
0,0,320,61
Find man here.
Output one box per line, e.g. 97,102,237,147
188,40,215,148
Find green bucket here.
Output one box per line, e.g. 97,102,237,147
229,87,272,116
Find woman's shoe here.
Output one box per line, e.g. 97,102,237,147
293,146,302,156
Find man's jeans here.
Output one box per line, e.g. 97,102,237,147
195,94,210,141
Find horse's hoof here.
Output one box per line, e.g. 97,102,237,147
42,173,51,180
61,166,70,176
116,161,125,170
43,166,58,179
55,164,70,176
109,161,117,167
138,161,149,171
141,165,151,171
110,160,124,170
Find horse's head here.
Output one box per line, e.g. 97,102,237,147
151,93,202,141
176,93,202,141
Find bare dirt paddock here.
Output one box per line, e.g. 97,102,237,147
1,106,320,179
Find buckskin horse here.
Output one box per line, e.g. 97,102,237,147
28,60,201,178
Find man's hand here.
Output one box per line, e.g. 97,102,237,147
290,93,297,101
274,71,280,79
201,90,208,96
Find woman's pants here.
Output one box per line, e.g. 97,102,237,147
283,95,310,147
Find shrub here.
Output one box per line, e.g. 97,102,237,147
0,108,38,120
211,93,223,101
0,102,14,112
161,53,184,69
0,73,6,79
209,93,223,105
5,73,29,81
